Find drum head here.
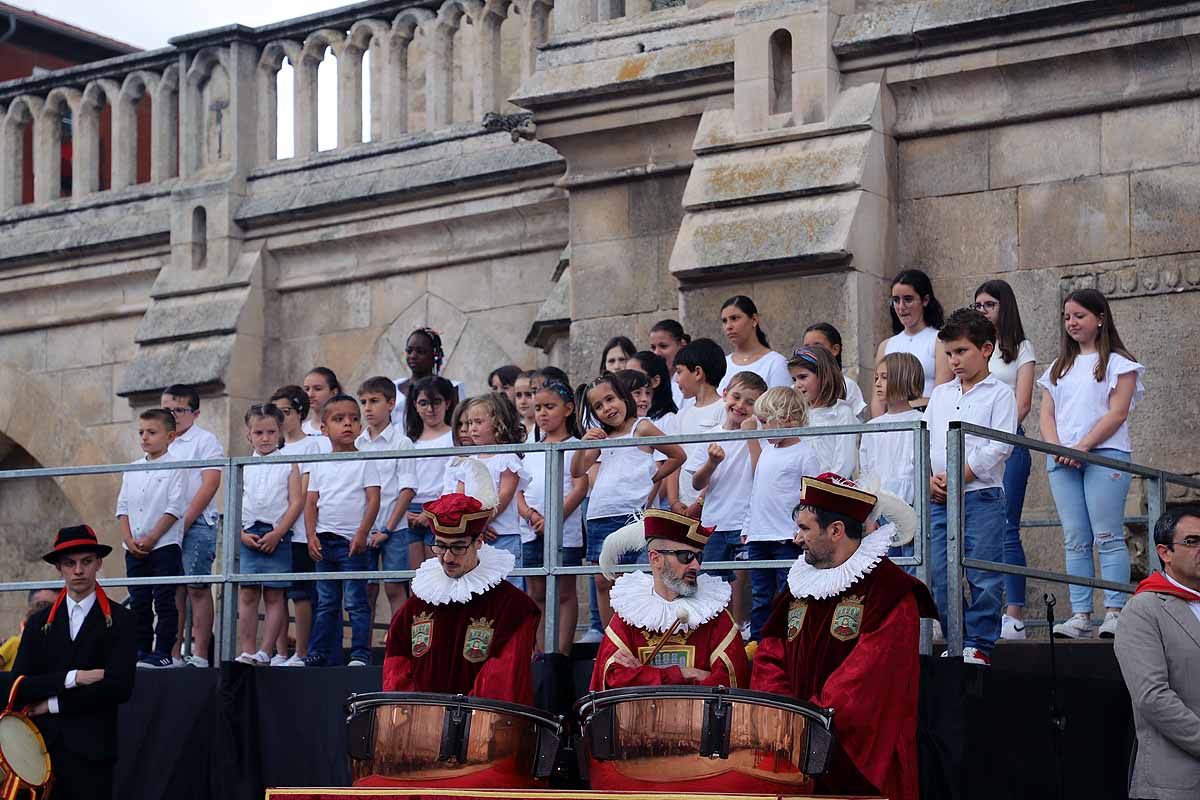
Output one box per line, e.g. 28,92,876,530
0,714,50,785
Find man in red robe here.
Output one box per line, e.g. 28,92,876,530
590,509,750,690
752,474,937,800
383,493,539,704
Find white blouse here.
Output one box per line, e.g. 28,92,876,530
1038,353,1145,453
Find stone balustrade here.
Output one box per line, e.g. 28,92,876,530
0,0,561,213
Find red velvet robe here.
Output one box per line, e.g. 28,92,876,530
751,557,937,800
383,580,540,705
590,608,750,690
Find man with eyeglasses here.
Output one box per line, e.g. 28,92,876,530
751,474,936,800
1115,506,1200,800
588,509,749,690
381,493,539,703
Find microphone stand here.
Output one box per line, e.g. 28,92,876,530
1045,593,1067,800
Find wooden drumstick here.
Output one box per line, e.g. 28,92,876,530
642,608,689,665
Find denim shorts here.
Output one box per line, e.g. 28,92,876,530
369,528,410,584
182,519,217,588
239,521,292,588
586,515,637,564
702,529,744,582
522,538,545,569
563,546,583,568
406,503,434,546
288,541,316,603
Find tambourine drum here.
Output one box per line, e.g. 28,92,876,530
346,692,561,790
0,677,52,800
576,685,834,794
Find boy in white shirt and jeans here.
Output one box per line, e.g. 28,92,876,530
116,408,187,668
304,394,382,666
161,383,225,668
924,308,1016,667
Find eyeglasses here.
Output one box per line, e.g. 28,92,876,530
415,398,446,409
1165,536,1200,550
973,300,1000,312
651,549,703,565
167,407,194,416
431,541,474,556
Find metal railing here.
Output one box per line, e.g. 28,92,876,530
943,422,1200,656
0,420,931,662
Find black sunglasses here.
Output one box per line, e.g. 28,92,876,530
652,549,703,565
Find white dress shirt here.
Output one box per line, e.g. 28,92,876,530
355,424,418,533
49,592,96,714
166,424,225,526
924,373,1016,491
115,452,187,550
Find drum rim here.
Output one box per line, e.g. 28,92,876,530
0,710,51,787
574,685,834,729
345,692,562,733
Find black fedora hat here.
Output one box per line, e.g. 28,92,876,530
42,525,112,564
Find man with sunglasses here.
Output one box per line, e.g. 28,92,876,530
381,493,539,703
589,509,749,690
1115,506,1200,800
751,473,936,800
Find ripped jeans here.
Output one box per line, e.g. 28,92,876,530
1046,448,1132,613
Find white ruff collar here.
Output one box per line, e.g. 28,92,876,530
786,524,895,600
411,544,514,605
609,570,731,633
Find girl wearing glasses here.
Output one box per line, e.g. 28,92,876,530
874,269,950,417
974,279,1037,640
1039,288,1144,640
404,376,459,565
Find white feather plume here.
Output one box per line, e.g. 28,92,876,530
449,456,500,510
598,512,648,580
859,471,918,546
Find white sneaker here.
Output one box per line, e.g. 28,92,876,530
739,621,751,641
171,656,185,668
1001,615,1027,640
269,654,289,667
1052,613,1095,639
962,647,991,666
1098,611,1120,639
930,619,944,641
578,628,604,644
283,654,305,667
235,652,259,665
347,659,367,667
183,655,210,668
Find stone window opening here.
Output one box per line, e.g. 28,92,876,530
191,205,207,269
769,28,792,116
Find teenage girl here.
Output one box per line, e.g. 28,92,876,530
301,367,340,438
974,279,1037,640
717,295,791,393
626,350,679,423
1039,289,1144,640
599,336,636,375
488,365,522,403
513,370,538,442
803,322,867,418
404,376,458,567
874,269,950,416
392,328,464,426
788,346,858,477
648,319,690,408
616,367,676,508
573,375,685,627
517,381,588,654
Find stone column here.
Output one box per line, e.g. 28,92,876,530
295,47,321,156
151,66,180,182
75,80,119,198
36,89,79,202
516,0,551,80
111,75,148,192
337,38,364,148
423,17,455,129
469,0,506,115
0,97,39,210
553,0,596,34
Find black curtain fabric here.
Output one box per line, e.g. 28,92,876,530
89,644,1132,800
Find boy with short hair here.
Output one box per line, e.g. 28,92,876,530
117,408,187,669
668,337,729,517
356,376,418,627
160,383,225,668
304,394,382,667
924,308,1016,667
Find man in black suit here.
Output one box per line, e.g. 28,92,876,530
13,525,137,800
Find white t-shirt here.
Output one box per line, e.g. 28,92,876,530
390,379,466,427
670,376,685,410
355,424,418,533
924,374,1017,491
1038,353,1145,454
242,451,295,530
522,444,584,548
587,419,656,520
698,438,753,532
805,400,860,478
115,453,186,550
307,459,383,539
279,436,326,542
166,424,224,525
745,441,820,542
989,339,1036,391
884,327,939,397
675,399,726,505
858,409,924,505
844,376,868,417
412,430,454,505
718,350,792,393
446,454,530,539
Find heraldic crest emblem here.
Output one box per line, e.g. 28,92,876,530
411,611,433,657
463,617,495,663
830,595,865,642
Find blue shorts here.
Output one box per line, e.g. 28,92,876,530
586,514,638,564
182,519,217,588
407,503,434,546
563,546,583,568
369,528,410,584
288,541,316,603
702,529,744,582
239,521,292,588
522,538,544,569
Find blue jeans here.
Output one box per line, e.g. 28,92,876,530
126,544,182,657
491,533,523,589
1046,449,1132,612
1002,431,1032,608
746,540,802,641
930,488,1005,654
309,534,371,665
702,529,743,582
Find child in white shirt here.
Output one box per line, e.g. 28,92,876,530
788,346,858,477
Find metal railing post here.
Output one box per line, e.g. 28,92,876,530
945,423,966,657
218,461,242,664
1147,474,1167,574
914,422,933,656
543,445,563,655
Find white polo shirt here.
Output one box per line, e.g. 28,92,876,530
355,424,418,533
167,424,224,526
115,452,187,550
924,373,1016,491
308,459,383,540
242,450,296,530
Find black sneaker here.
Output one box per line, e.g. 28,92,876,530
299,654,325,667
137,654,175,669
